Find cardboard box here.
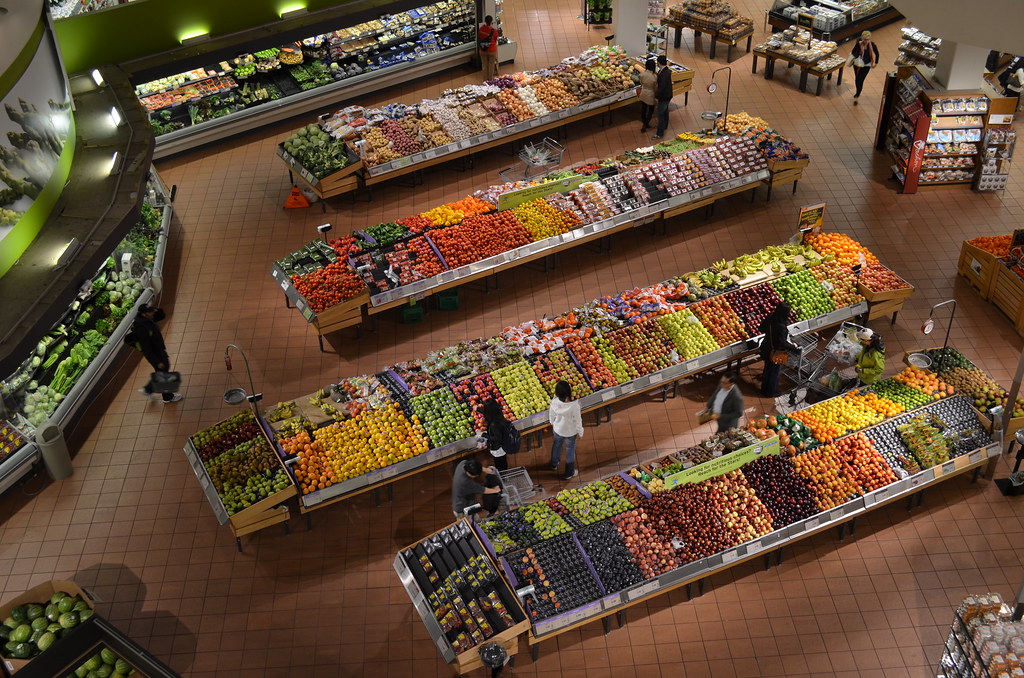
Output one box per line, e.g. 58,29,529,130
1,580,94,674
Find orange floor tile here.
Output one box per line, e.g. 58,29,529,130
2,2,1024,677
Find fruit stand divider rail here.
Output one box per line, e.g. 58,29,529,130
291,301,870,515
364,167,771,314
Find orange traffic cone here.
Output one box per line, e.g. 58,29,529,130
284,187,310,209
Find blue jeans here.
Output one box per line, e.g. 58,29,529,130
550,434,577,468
655,100,671,136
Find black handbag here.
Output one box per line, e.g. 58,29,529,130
148,371,181,394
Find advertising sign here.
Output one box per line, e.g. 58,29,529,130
664,436,780,489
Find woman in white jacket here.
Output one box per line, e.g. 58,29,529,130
548,381,584,480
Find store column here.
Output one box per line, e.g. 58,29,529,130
933,41,990,89
612,0,648,57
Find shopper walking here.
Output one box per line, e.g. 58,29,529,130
451,458,502,519
125,305,182,403
849,31,880,104
705,373,744,433
758,302,798,398
854,328,886,386
652,55,673,139
548,380,583,480
478,15,499,81
638,59,657,133
480,398,520,472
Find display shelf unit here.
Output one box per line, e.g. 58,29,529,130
0,168,174,497
398,394,1000,662
142,0,479,158
661,9,755,61
895,26,940,68
879,66,990,193
751,28,842,94
647,22,669,56
976,127,1015,192
766,0,902,43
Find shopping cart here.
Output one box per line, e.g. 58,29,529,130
499,466,545,508
804,321,869,400
499,137,566,182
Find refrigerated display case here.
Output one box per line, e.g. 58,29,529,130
767,0,900,42
0,168,173,495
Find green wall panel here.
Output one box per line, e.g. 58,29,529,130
54,0,361,73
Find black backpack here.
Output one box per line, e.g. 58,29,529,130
502,421,522,454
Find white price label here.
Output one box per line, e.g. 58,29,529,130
686,360,700,372
746,539,764,556
830,508,846,521
280,280,290,291
620,383,634,395
804,517,819,530
969,450,983,463
602,390,616,402
627,581,659,600
649,373,663,384
722,550,739,564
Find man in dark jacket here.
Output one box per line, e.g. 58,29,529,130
706,373,744,433
128,305,182,403
653,55,673,139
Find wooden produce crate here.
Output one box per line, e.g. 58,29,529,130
858,270,914,321
763,166,804,188
1,581,94,674
957,239,1000,299
227,484,295,537
312,289,369,335
990,264,1024,322
766,156,810,171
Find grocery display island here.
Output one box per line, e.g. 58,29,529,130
766,0,901,44
662,1,756,61
273,114,810,344
752,27,848,96
395,388,1001,666
277,48,694,201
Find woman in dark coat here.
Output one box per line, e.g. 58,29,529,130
129,305,182,403
758,302,798,398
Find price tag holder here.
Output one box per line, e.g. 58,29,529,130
686,360,700,373
619,382,635,395
649,373,664,385
746,539,764,556
280,279,290,292
627,581,659,601
969,449,983,464
722,549,739,564
601,390,617,402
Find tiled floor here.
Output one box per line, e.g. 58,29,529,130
3,2,1024,677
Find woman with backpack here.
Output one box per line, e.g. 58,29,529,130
481,398,519,471
549,380,584,480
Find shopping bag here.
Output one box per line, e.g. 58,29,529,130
770,350,788,365
148,371,181,394
696,409,714,425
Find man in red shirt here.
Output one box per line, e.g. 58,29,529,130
479,15,499,81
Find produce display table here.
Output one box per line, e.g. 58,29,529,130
282,79,694,200
660,18,754,62
711,28,755,61
397,387,1001,664
860,270,914,324
181,412,296,550
365,169,770,315
290,300,867,517
807,60,845,95
754,49,838,93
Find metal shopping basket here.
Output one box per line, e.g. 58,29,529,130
804,322,870,399
499,466,545,508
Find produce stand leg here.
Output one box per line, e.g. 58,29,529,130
284,293,290,309
890,311,898,325
236,537,242,553
617,610,625,628
792,180,798,194
837,66,844,86
317,334,324,353
602,616,612,634
752,53,759,74
816,75,824,96
727,42,734,62
306,514,313,530
532,645,539,661
799,69,809,93
674,25,682,48
750,185,757,202
710,35,717,59
746,34,753,53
